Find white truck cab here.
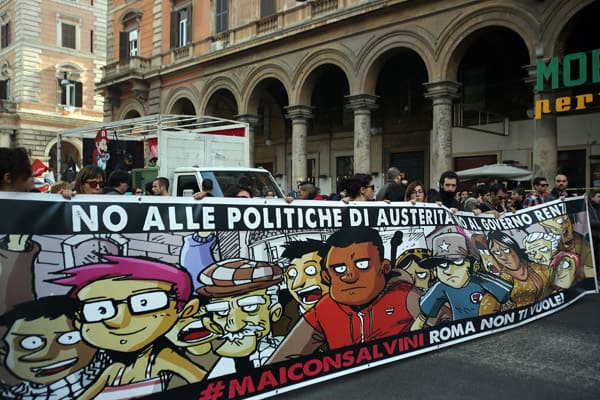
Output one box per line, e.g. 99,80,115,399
172,166,285,198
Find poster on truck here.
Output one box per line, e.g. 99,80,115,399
0,193,596,400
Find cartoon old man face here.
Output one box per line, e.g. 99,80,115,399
198,259,283,358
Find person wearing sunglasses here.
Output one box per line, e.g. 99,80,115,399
52,255,207,398
523,176,548,208
73,165,106,195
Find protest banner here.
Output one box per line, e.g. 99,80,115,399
0,193,596,400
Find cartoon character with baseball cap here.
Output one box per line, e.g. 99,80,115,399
197,258,284,378
411,231,513,331
92,128,110,171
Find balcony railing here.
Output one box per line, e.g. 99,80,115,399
312,0,339,16
257,14,278,35
103,56,151,80
173,45,191,60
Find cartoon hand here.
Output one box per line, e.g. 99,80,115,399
6,234,32,251
500,299,516,312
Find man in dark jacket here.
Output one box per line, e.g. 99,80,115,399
103,169,130,194
547,174,576,201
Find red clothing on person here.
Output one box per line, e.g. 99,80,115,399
303,278,414,349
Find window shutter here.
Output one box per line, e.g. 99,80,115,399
75,82,83,108
186,5,192,45
1,23,7,48
119,31,129,60
62,23,76,49
170,11,177,48
261,0,276,17
7,21,10,46
0,80,7,100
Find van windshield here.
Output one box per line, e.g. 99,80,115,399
206,171,284,198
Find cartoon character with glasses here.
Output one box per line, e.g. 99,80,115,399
0,296,110,400
51,255,206,399
411,232,512,330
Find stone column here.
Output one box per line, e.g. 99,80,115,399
345,94,378,174
236,114,260,167
525,64,557,181
285,105,313,183
424,80,461,188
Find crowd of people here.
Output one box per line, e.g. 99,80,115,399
1,146,599,258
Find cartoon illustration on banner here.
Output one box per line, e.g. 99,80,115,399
0,195,597,400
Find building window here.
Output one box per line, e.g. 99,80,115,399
1,21,10,48
215,0,229,33
61,23,76,49
0,79,10,100
58,77,83,108
119,9,142,60
260,0,276,18
170,5,192,48
129,30,138,56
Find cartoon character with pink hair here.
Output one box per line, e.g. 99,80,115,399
92,128,110,171
51,255,206,399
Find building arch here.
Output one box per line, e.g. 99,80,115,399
56,62,83,82
435,5,539,81
292,48,354,105
164,86,200,115
45,136,82,178
198,76,241,115
542,0,597,56
118,8,143,27
241,64,291,114
118,99,145,120
357,29,434,94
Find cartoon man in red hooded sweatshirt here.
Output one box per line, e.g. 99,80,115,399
92,128,110,171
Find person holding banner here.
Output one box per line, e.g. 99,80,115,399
340,173,375,202
429,170,461,211
0,147,35,193
73,165,106,195
404,181,428,203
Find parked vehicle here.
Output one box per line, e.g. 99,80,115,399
56,115,284,197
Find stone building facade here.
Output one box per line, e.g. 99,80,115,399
96,0,599,194
0,0,107,173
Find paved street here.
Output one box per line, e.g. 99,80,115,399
275,293,600,400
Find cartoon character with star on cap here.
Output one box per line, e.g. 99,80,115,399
411,231,513,331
